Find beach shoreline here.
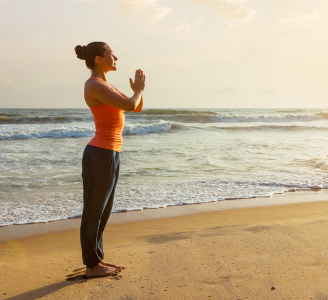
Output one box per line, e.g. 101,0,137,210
1,189,328,242
1,198,328,299
3,108,328,231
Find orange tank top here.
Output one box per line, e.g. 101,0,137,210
87,77,127,152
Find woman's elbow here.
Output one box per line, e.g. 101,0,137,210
125,101,137,111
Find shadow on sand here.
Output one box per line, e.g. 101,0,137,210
4,280,78,300
4,267,122,300
4,267,87,300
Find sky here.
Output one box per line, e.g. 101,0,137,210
0,0,327,108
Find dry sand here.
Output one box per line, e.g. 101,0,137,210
1,200,328,299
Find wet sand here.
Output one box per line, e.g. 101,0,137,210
1,195,328,299
2,190,328,242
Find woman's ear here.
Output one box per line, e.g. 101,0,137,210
94,56,103,65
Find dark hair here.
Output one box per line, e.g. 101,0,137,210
75,42,107,70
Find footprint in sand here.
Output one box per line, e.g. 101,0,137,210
203,275,249,285
302,261,322,268
65,267,86,281
73,267,85,272
65,267,122,281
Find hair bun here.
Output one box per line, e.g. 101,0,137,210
75,45,87,60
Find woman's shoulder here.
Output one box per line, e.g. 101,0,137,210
85,77,104,87
85,77,116,92
84,78,110,107
84,78,128,107
84,78,112,96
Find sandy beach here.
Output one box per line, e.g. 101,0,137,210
2,0,328,298
1,194,328,300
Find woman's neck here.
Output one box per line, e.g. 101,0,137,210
91,68,107,81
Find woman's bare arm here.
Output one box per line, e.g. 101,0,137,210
133,95,143,112
85,80,142,111
85,69,145,111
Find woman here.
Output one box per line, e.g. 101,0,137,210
75,42,145,278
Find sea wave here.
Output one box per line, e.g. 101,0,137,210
0,115,93,124
207,124,328,131
137,109,218,116
123,121,185,135
1,180,327,227
2,109,328,124
140,112,328,124
0,121,187,140
0,126,95,140
2,121,328,140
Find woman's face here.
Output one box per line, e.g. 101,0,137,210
97,44,118,72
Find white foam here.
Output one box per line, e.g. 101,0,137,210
2,108,328,226
0,121,187,140
0,123,95,140
1,179,327,227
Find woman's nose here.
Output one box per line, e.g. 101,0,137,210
114,55,118,61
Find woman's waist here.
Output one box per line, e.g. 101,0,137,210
93,129,123,138
93,115,125,128
94,124,124,133
88,136,123,151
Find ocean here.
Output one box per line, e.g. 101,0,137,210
1,108,328,227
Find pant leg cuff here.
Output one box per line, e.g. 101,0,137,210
86,258,102,269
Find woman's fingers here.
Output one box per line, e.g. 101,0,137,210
132,69,145,91
135,69,144,81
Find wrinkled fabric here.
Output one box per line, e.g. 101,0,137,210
80,144,120,268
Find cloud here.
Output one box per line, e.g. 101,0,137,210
72,0,172,22
172,17,206,32
279,4,319,22
142,4,172,23
192,17,206,26
174,18,190,31
116,0,172,23
189,0,256,22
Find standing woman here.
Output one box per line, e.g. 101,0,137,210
75,42,145,278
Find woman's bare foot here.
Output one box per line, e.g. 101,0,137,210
85,263,118,278
100,260,125,271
